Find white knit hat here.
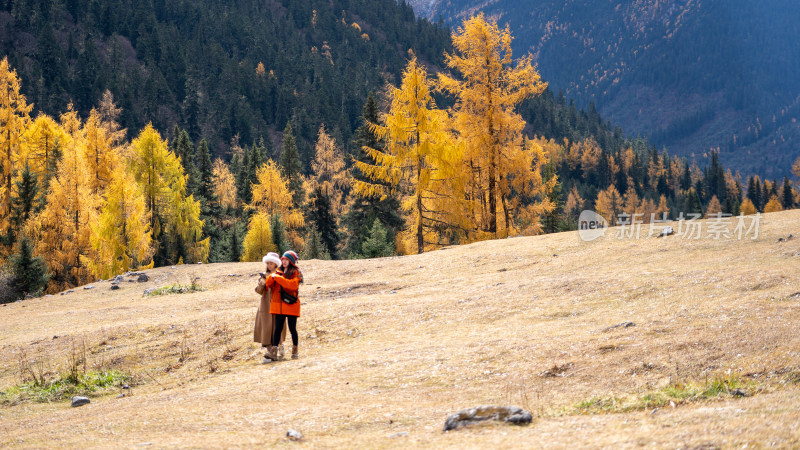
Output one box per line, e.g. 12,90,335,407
262,252,281,266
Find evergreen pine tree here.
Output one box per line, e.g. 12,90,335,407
307,186,339,259
686,188,703,215
227,218,243,262
9,236,50,301
5,165,43,247
782,178,794,208
360,217,394,258
305,225,330,260
270,213,289,255
280,123,305,208
343,93,402,257
237,144,252,203
196,139,214,200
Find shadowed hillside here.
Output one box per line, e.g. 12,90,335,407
410,0,800,177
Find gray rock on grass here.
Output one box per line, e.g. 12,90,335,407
443,405,532,431
656,226,675,238
286,429,303,441
71,396,90,407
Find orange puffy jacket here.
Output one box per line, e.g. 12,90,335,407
265,269,303,316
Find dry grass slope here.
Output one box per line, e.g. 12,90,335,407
2,211,800,448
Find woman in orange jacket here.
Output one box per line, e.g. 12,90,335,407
264,250,303,360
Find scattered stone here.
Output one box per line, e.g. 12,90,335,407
71,396,90,407
497,268,508,272
443,406,532,431
83,286,95,290
53,335,59,339
539,362,574,377
778,237,785,242
114,275,125,283
128,280,135,282
730,389,748,397
122,384,130,390
197,262,203,265
137,274,149,282
656,226,675,238
143,288,155,295
228,274,237,277
60,290,75,296
388,431,409,438
45,294,53,297
110,285,120,291
603,321,636,332
389,290,397,294
286,429,303,441
25,294,34,299
117,394,126,399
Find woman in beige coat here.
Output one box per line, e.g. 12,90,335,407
255,252,286,363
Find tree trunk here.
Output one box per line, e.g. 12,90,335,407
501,192,510,238
485,56,497,236
416,131,424,254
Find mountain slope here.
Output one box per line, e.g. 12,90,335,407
410,0,800,177
2,210,800,447
0,0,450,159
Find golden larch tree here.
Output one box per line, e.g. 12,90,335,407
764,195,783,213
241,212,275,262
438,14,547,237
595,185,623,225
740,198,758,215
310,123,349,217
127,124,208,264
212,158,238,210
354,57,461,254
0,57,33,255
22,115,68,183
249,159,305,250
28,106,98,292
623,187,640,215
83,108,121,194
83,169,154,279
705,195,722,217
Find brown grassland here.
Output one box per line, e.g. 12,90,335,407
2,210,800,448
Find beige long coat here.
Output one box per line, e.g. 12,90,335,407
254,278,286,346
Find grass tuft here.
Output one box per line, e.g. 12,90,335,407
144,284,205,297
1,370,133,405
567,375,750,415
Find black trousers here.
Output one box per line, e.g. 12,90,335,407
272,314,298,347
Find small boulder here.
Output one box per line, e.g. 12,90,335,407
603,321,636,332
443,405,532,431
71,396,90,407
137,274,149,282
83,286,95,290
110,285,120,291
113,275,125,283
286,429,303,441
656,226,675,238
